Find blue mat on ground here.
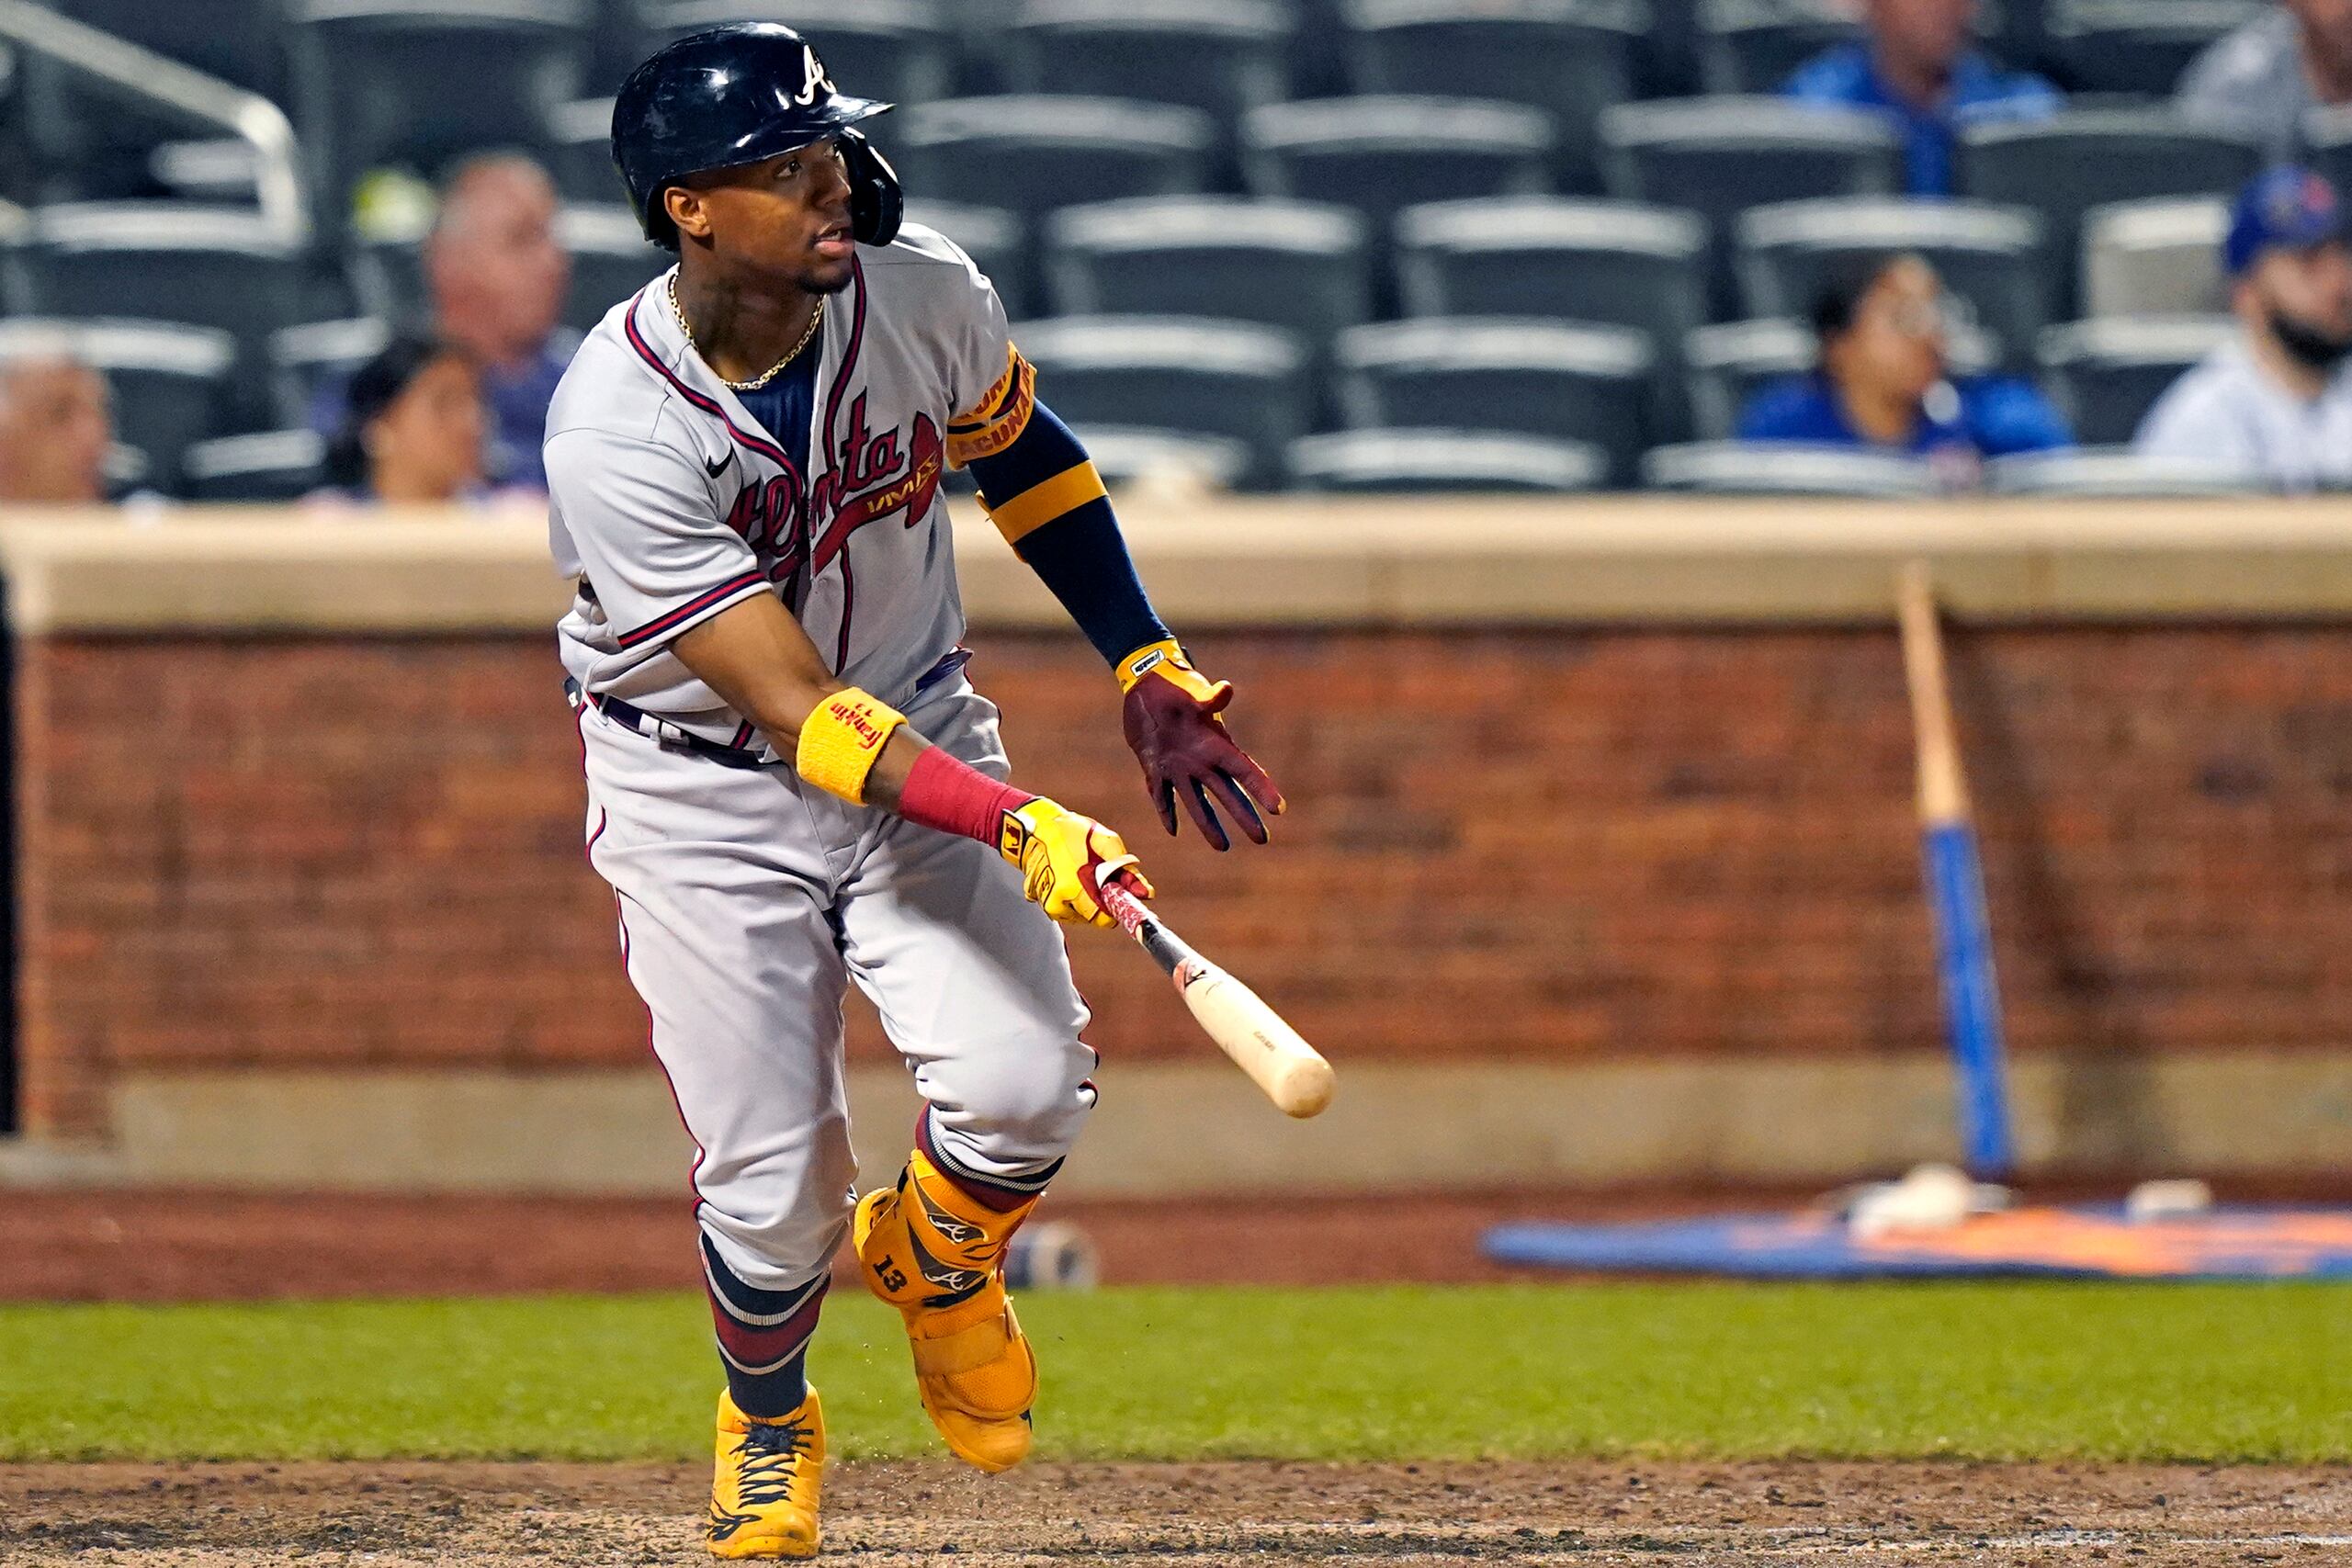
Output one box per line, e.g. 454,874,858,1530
1483,1206,2352,1280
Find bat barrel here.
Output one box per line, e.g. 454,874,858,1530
1099,878,1335,1119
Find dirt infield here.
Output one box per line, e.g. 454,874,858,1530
13,1181,2350,1302
3,1459,2346,1565
0,1188,1744,1301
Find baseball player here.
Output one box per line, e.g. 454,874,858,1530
547,25,1283,1560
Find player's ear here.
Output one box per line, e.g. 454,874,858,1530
664,184,715,245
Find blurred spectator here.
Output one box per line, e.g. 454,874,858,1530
0,348,112,504
2177,0,2352,162
1738,253,2074,474
1783,0,2061,195
320,335,492,505
2135,168,2352,491
316,153,574,490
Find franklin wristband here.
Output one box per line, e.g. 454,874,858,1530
795,687,907,805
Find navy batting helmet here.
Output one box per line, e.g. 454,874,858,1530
611,23,902,253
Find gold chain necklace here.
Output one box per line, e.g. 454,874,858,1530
668,277,825,392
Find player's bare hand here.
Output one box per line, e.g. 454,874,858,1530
1000,797,1153,928
1116,639,1285,852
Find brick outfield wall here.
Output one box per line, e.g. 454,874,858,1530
17,625,2352,1137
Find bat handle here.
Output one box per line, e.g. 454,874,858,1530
1098,875,1152,939
1098,874,1196,984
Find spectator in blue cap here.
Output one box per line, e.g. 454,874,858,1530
1737,252,2072,480
1782,0,2061,196
2135,167,2352,491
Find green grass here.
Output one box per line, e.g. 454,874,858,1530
0,1283,2344,1464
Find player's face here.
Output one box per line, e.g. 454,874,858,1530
679,140,858,296
1829,258,1949,407
369,354,486,501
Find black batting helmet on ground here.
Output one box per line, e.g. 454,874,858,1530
611,23,902,252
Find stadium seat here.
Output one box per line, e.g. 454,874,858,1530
1735,198,2052,367
2036,314,2232,446
1696,0,1861,95
1339,0,1647,191
289,0,594,233
1014,315,1310,487
587,0,645,93
1600,97,1900,310
1601,98,1903,216
896,97,1215,227
44,0,291,99
1287,427,1608,491
637,2,958,110
6,204,305,355
1001,0,1294,127
903,200,1034,320
1243,97,1555,245
2043,0,2266,98
1984,447,2249,495
549,97,626,207
100,444,157,497
5,204,306,425
1395,198,1708,342
560,206,671,333
17,0,293,203
1046,197,1370,355
270,318,391,431
1395,197,1707,440
1071,425,1255,490
1641,440,1941,494
2307,107,2352,202
1335,317,1655,484
2079,197,2229,319
1958,112,2262,300
182,430,331,502
1682,316,1996,440
0,318,235,495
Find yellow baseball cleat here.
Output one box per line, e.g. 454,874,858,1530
706,1386,824,1560
853,1147,1040,1473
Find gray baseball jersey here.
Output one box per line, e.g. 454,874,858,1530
548,223,1035,745
547,228,1092,1299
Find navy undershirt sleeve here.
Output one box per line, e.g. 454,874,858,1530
967,400,1170,666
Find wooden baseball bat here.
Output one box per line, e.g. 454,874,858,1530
1098,879,1336,1119
1895,561,2017,1179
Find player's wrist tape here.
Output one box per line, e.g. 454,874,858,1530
796,687,907,805
1116,637,1227,703
897,744,1035,844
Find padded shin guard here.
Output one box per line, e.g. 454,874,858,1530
852,1145,1041,1472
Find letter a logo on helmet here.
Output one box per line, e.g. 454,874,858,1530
610,22,903,252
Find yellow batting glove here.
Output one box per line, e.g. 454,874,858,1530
998,796,1152,928
1116,638,1232,705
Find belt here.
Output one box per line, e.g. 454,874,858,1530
569,648,973,772
568,679,774,769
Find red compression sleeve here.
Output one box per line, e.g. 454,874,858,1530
897,744,1035,845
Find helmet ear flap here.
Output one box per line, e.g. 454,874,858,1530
840,128,902,248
